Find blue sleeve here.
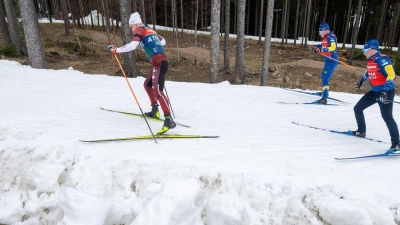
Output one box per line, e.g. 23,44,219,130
382,80,395,91
377,56,395,91
322,36,337,52
376,56,393,68
360,73,369,83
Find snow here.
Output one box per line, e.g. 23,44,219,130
1,56,400,225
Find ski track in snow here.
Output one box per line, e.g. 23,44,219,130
1,60,400,224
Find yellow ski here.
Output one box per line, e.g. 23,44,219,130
80,134,219,143
100,107,190,128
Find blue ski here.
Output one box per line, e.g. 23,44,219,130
335,151,400,160
292,121,389,144
282,88,346,103
278,101,340,106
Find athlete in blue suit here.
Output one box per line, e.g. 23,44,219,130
309,22,339,104
352,39,399,152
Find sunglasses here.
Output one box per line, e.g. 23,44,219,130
362,48,370,54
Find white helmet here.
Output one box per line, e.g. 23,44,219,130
129,12,142,26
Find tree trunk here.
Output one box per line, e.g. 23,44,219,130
388,2,400,49
200,0,204,30
304,0,312,46
4,0,27,55
140,0,146,24
164,0,167,26
60,0,70,36
246,0,249,34
0,1,11,44
104,0,111,32
323,0,328,21
90,6,94,28
44,0,52,22
194,0,199,65
280,0,287,43
234,3,237,34
293,0,300,45
301,5,306,45
210,0,220,83
171,0,177,39
261,0,275,86
180,0,184,38
152,0,156,29
234,0,245,84
119,0,138,77
223,0,230,72
394,34,400,75
53,0,60,20
341,0,352,48
221,0,224,36
132,0,138,12
257,0,264,44
376,0,388,41
18,0,47,69
284,0,290,44
78,0,85,28
350,0,362,62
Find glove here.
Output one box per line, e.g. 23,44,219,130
321,47,329,53
354,81,363,89
107,45,116,52
309,45,320,54
379,91,389,104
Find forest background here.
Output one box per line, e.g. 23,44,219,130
0,0,399,94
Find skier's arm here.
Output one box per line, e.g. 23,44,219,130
355,71,369,89
115,27,144,53
322,36,337,52
380,58,396,90
116,41,140,53
158,35,166,46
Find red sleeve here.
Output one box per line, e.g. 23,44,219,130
133,26,145,42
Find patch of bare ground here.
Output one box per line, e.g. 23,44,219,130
1,23,398,95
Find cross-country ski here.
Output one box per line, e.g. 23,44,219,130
80,134,219,142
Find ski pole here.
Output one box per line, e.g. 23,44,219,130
112,53,115,75
164,86,175,118
109,40,116,76
310,46,361,71
375,98,400,104
338,56,368,69
322,52,366,73
112,51,158,143
318,52,356,69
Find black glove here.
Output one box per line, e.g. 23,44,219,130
309,45,320,54
107,45,115,52
379,91,389,104
354,81,363,89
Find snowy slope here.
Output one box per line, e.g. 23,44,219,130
1,60,400,224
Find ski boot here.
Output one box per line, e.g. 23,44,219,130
144,105,160,119
387,142,400,154
316,98,327,104
157,114,176,135
349,130,366,138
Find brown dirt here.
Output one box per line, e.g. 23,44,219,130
2,23,398,94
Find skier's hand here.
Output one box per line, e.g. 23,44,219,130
379,91,389,104
354,81,363,89
321,47,329,53
309,45,320,54
108,45,116,52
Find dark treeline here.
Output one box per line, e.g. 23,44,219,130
1,0,399,81
35,0,400,48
